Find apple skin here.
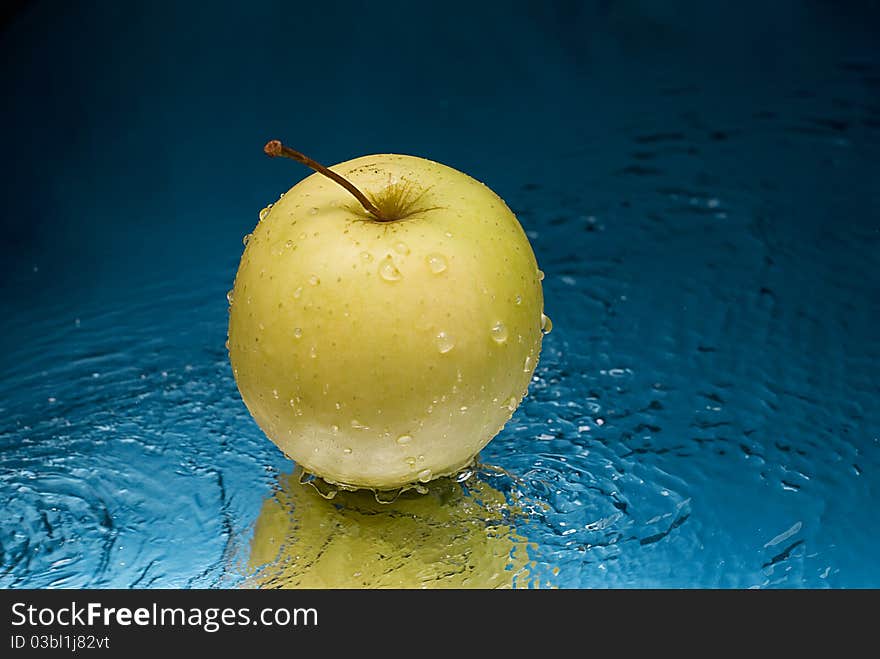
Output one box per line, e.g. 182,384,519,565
245,470,533,588
228,153,544,490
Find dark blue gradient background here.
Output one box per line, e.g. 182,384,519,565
1,1,878,587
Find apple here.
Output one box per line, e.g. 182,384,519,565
245,469,533,588
227,141,548,490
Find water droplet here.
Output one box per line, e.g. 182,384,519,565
351,419,370,430
541,313,553,335
360,251,374,262
343,447,352,455
396,434,413,445
330,424,339,433
379,256,402,282
490,321,508,343
374,489,402,504
309,345,318,359
537,269,545,281
289,398,296,407
272,389,279,399
308,274,320,286
435,331,455,353
444,231,453,238
285,239,293,248
426,253,447,274
226,289,234,304
524,355,534,372
242,233,252,246
507,396,518,411
309,207,319,215
293,286,303,299
258,204,272,220
293,327,303,339
514,294,522,305
224,339,230,350
405,457,417,467
393,241,410,255
417,469,433,482
258,322,265,331
459,406,468,412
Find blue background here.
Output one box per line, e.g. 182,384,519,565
1,0,878,587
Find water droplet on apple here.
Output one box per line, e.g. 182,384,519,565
374,489,402,504
242,233,252,246
514,294,522,305
285,239,293,248
293,327,303,339
396,434,413,445
393,241,410,255
405,457,417,467
379,256,402,281
507,396,518,411
445,231,453,238
309,207,319,215
435,331,455,353
343,447,352,455
426,254,447,274
330,424,339,433
524,355,534,372
309,345,318,359
541,313,553,335
226,289,234,304
293,286,303,299
258,205,272,221
538,269,545,281
417,469,433,482
460,406,468,413
490,321,508,343
308,274,320,286
224,339,230,350
351,419,370,430
272,389,279,399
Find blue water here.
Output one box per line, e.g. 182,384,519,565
2,0,878,588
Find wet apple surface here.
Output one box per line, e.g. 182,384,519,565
228,150,547,490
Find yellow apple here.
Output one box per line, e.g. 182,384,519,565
244,469,534,589
227,142,546,490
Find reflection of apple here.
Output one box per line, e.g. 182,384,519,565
245,469,533,588
228,141,547,490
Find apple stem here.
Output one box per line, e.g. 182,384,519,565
263,140,385,220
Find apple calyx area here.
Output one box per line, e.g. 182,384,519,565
264,139,437,223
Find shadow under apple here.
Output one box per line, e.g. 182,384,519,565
244,467,536,589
